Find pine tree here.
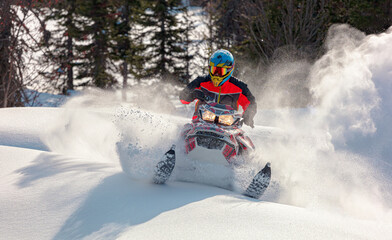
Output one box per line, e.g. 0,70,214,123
76,0,114,88
40,0,78,94
109,0,147,90
180,8,195,83
193,0,217,76
145,0,188,83
328,0,392,34
213,0,246,49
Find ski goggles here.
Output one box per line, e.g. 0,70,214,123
210,66,230,77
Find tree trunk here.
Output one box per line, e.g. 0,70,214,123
66,33,74,92
122,60,128,101
389,0,392,24
66,1,75,93
122,1,129,101
160,10,166,77
0,2,12,107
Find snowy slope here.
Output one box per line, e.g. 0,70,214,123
0,105,391,240
1,25,392,239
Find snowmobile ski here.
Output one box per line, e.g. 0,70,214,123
244,162,271,199
153,145,176,184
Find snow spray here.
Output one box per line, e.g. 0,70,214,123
41,89,121,164
251,24,392,220
40,24,392,221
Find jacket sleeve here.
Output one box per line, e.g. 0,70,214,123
238,82,257,118
179,76,204,104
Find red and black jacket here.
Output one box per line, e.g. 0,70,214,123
179,75,257,119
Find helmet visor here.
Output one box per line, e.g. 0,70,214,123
210,66,228,77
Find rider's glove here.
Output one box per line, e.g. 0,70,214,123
192,89,207,101
243,109,255,128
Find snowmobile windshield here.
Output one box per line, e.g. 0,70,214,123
213,103,234,110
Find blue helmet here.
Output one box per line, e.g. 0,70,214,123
209,49,234,87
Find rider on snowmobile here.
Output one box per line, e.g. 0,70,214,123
179,49,257,128
154,51,270,197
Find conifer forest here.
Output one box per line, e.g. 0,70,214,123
0,0,391,107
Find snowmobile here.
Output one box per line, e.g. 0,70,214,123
153,101,271,199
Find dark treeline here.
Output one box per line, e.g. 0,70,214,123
0,0,391,107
